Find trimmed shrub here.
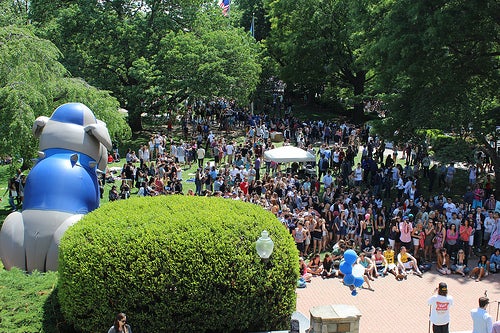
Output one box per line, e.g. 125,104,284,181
58,196,299,333
430,135,474,164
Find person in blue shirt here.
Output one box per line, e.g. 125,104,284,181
489,248,500,273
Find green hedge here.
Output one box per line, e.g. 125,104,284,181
57,196,299,333
430,135,474,164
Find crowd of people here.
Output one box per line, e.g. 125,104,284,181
102,101,500,290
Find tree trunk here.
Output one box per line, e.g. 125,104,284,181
127,110,143,132
491,153,500,195
352,71,366,124
477,134,500,193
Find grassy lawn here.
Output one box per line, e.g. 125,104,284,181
0,262,68,333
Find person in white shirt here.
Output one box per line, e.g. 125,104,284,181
226,142,234,164
428,282,453,333
470,297,492,333
396,176,405,198
196,147,205,168
443,197,457,220
322,170,333,189
354,163,363,186
483,211,495,248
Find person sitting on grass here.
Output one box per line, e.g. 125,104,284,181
469,254,490,282
397,246,423,277
108,185,119,201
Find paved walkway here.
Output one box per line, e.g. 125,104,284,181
296,269,500,333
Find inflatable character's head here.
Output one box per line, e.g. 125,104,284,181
33,103,112,171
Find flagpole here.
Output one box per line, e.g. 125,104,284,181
251,13,255,38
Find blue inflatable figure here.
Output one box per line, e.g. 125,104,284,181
0,103,112,272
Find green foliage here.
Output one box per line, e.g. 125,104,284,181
415,129,443,141
0,25,65,165
30,0,262,131
0,0,29,26
52,78,132,141
0,266,71,333
371,0,499,138
58,196,298,333
0,24,131,168
156,11,262,107
265,0,376,121
429,135,474,165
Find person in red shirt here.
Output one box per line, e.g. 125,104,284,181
239,177,249,195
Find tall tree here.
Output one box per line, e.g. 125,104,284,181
155,11,262,106
371,0,500,189
29,0,204,131
0,25,130,167
237,0,269,42
265,0,375,122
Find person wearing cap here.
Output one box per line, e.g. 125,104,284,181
399,215,413,250
108,185,119,201
378,237,387,251
428,282,454,333
362,237,375,258
470,296,492,333
360,213,374,244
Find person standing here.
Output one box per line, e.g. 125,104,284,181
428,282,454,333
197,146,205,168
470,297,492,333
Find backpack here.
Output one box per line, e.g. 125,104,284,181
419,263,432,272
297,277,307,288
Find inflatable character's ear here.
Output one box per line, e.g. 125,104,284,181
32,116,50,138
84,122,112,151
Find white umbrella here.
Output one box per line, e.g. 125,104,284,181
263,146,316,163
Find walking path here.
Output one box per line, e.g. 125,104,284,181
296,269,500,332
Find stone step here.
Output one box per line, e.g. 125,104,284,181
292,311,310,333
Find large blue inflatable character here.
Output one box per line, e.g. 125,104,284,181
0,103,112,272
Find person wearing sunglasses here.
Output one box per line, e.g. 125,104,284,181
451,249,469,277
108,312,132,333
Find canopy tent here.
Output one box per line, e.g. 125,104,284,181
263,146,316,163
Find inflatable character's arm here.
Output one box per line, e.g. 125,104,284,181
32,116,50,138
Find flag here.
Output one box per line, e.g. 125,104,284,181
249,15,255,37
219,0,230,16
